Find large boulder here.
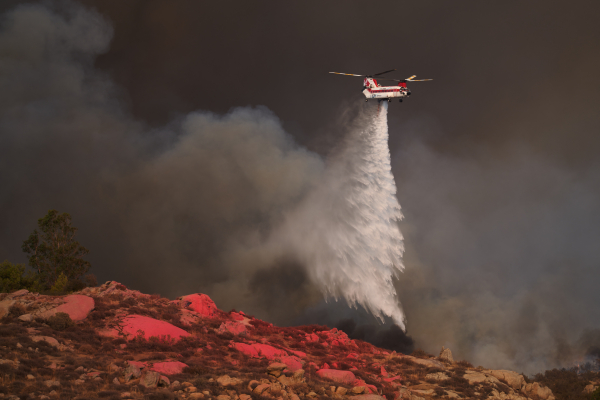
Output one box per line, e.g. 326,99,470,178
439,346,454,362
0,299,16,319
217,321,247,336
522,382,555,400
486,370,526,390
140,371,160,388
316,369,356,385
151,361,188,375
37,295,95,321
177,293,218,318
111,315,190,341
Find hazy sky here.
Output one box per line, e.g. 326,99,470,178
1,0,600,373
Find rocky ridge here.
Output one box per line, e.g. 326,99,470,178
0,281,558,400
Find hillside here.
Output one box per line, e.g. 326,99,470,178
0,281,567,400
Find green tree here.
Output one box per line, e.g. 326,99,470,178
22,210,91,289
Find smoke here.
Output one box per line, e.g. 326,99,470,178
0,2,324,317
392,127,600,373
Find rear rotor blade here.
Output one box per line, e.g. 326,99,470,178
373,69,397,76
329,72,365,77
405,75,417,80
407,79,433,82
372,78,402,82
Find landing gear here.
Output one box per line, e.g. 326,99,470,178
365,99,368,102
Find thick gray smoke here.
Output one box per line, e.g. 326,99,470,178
0,3,324,318
393,129,600,374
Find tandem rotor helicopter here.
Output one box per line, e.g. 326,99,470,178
329,69,432,103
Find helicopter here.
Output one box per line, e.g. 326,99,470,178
329,69,432,102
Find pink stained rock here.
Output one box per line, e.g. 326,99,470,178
285,348,307,358
279,356,303,372
381,366,388,377
178,293,218,318
119,315,190,341
39,295,95,321
252,344,288,359
305,333,319,342
151,361,188,375
232,342,260,358
316,369,356,385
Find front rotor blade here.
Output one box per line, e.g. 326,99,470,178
329,72,364,77
405,75,417,81
407,79,433,82
373,69,397,76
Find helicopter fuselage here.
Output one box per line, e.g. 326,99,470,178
362,77,409,100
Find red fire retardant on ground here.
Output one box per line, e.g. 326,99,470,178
179,293,218,318
119,315,190,340
279,356,303,372
232,342,260,357
151,361,188,375
316,369,357,384
252,343,288,359
47,294,95,321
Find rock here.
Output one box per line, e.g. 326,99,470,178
10,289,29,297
31,336,60,348
105,314,190,341
306,392,317,398
316,369,356,384
44,380,60,387
217,321,247,336
0,299,16,319
178,293,218,318
523,382,555,400
189,394,205,400
18,313,32,322
37,295,95,321
335,387,348,396
253,384,271,395
439,346,454,362
140,371,161,388
73,379,84,385
159,375,170,386
279,355,303,372
266,362,287,377
120,393,132,399
182,382,194,388
239,395,251,400
217,396,231,400
27,374,35,380
463,371,487,384
253,343,288,359
425,372,449,381
406,356,445,369
217,375,243,386
486,369,526,390
124,364,141,382
185,386,198,393
445,391,461,399
351,386,366,394
75,366,85,372
151,361,188,375
584,384,599,394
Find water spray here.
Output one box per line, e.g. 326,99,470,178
276,101,406,329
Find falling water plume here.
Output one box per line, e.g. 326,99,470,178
276,101,406,329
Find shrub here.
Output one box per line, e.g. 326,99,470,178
47,312,75,331
0,260,39,292
8,303,26,318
